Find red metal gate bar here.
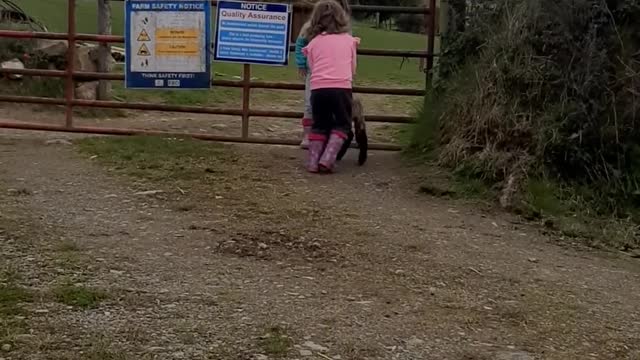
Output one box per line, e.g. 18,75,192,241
0,31,433,59
0,120,402,151
0,94,414,124
0,96,66,106
108,0,433,15
309,4,429,14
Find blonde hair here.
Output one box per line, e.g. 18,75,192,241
335,0,351,15
306,0,350,41
299,21,312,39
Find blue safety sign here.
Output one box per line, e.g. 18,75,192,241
125,0,211,89
214,1,292,66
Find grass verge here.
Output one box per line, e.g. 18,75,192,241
522,179,639,250
0,270,33,349
76,135,234,183
53,283,107,309
417,169,640,251
417,166,495,201
84,340,127,360
0,284,32,318
259,326,292,358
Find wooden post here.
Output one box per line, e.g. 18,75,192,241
241,64,251,139
434,0,446,77
97,0,112,100
425,0,437,87
439,0,448,37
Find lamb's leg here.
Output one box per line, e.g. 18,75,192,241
336,130,353,161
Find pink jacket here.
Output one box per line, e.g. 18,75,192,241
302,33,359,90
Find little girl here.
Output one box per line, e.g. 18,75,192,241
302,0,359,173
295,0,352,149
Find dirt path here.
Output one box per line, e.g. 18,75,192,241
1,131,639,360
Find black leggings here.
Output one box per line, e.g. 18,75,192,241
310,88,352,137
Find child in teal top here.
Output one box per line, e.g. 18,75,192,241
294,22,311,74
295,22,313,148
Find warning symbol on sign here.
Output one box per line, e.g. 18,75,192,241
137,43,151,56
137,29,151,42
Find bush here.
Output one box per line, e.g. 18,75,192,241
395,14,424,34
0,23,66,98
0,23,36,62
355,0,420,23
413,0,640,221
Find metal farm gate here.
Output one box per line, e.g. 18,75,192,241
0,0,436,151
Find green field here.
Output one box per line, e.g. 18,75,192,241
15,0,430,112
17,0,126,35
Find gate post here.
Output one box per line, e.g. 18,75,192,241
65,0,77,128
241,64,251,139
425,0,437,88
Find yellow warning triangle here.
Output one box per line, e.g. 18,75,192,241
137,29,151,42
137,43,150,56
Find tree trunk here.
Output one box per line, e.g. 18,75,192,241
97,0,112,100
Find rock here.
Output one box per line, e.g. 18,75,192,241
302,341,329,352
500,173,519,209
75,81,98,100
74,46,98,73
1,344,11,352
495,351,534,360
406,337,425,347
14,334,35,343
134,190,164,196
254,355,269,360
88,47,116,68
45,139,72,146
36,39,68,57
298,349,313,356
1,58,25,80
